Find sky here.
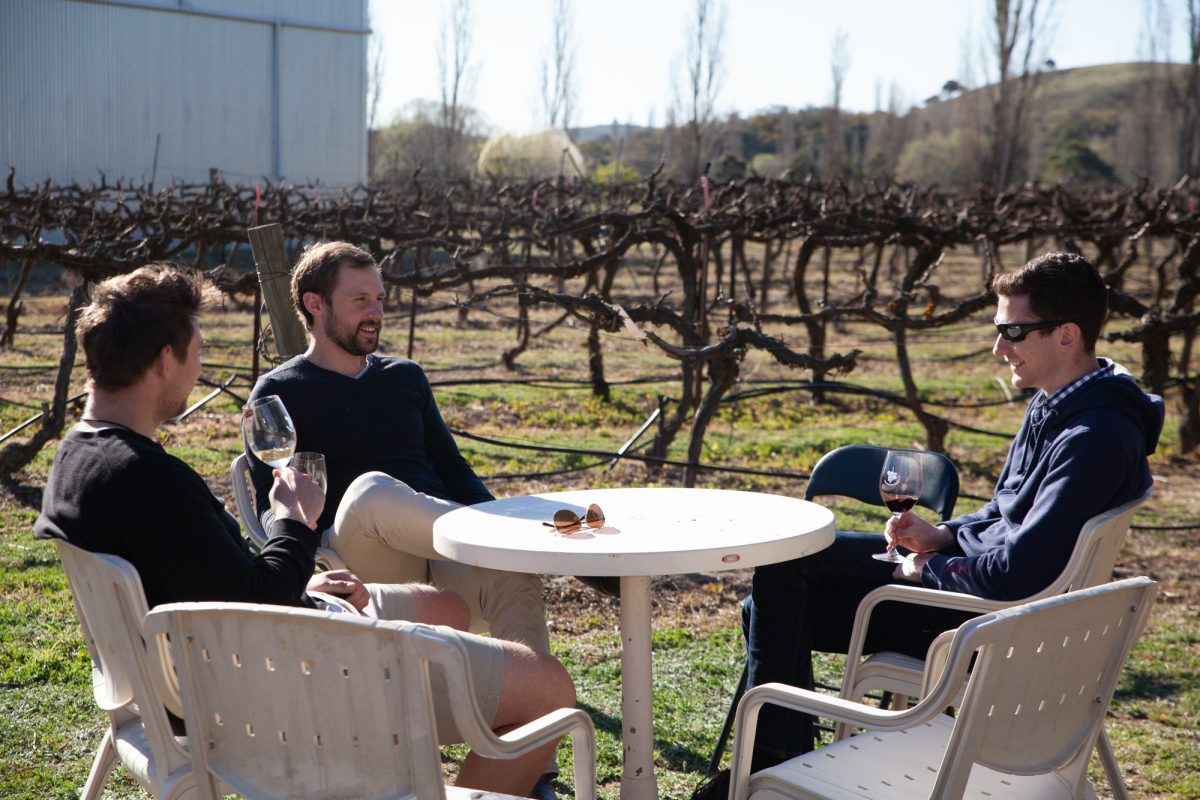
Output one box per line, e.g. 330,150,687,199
369,0,1194,135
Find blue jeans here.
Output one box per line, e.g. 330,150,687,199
744,530,976,768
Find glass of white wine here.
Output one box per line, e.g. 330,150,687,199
872,450,923,563
242,395,296,469
289,452,328,492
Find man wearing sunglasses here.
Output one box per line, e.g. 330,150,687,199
710,251,1165,791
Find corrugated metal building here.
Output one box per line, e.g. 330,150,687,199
0,0,368,187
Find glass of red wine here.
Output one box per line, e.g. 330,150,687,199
873,450,923,563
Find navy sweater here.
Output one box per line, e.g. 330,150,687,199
36,427,319,610
924,362,1164,600
249,355,494,532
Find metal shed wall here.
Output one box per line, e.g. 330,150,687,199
0,0,368,187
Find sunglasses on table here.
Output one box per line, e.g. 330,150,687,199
994,319,1070,343
542,503,605,534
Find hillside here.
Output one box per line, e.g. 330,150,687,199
881,62,1191,186
563,62,1194,187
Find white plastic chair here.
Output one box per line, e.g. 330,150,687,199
837,490,1151,798
143,601,597,800
230,452,345,571
730,576,1158,800
53,539,194,799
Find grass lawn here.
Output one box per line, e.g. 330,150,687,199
1,255,1198,798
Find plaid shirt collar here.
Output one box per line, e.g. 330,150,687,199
1041,358,1114,410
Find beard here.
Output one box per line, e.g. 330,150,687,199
324,310,380,357
158,384,191,422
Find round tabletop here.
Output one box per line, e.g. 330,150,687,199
433,487,835,576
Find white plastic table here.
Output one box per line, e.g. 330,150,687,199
433,487,835,800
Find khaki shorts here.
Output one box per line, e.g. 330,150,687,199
314,583,507,745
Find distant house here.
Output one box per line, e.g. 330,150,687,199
0,0,369,187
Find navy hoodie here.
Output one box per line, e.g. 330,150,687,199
923,360,1164,600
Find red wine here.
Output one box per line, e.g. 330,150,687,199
883,494,917,513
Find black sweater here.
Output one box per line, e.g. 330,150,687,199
248,354,494,532
36,427,318,610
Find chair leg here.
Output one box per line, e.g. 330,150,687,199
708,663,748,773
80,728,118,800
1096,727,1130,800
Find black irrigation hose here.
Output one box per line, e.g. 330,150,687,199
482,459,610,482
0,363,75,373
432,375,676,389
456,432,1200,531
949,493,1198,532
0,392,87,444
725,380,1022,414
1131,523,1200,531
196,376,248,408
943,419,1016,439
0,396,42,410
448,427,812,481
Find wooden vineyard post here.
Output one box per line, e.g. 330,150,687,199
247,224,307,361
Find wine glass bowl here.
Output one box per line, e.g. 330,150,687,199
289,451,328,492
242,395,297,469
873,450,923,563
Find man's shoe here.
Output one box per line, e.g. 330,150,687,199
528,773,557,800
689,768,731,800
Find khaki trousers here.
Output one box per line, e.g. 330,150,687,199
308,585,506,745
327,471,552,655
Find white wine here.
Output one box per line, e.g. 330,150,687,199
253,446,295,468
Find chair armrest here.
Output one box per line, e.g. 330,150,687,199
730,677,968,800
841,584,1007,701
408,625,597,800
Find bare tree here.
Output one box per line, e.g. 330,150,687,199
540,0,577,131
1120,0,1171,182
672,0,727,182
366,16,385,132
778,106,796,166
1179,0,1200,178
437,0,477,177
981,0,1056,188
823,29,851,177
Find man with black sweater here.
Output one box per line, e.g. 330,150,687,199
37,266,573,797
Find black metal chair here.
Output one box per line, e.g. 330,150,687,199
706,444,960,772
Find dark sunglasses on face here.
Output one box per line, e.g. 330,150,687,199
542,503,605,534
994,319,1070,343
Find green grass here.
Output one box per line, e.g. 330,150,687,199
1,274,1198,799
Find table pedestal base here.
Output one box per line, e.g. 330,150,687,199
619,575,657,800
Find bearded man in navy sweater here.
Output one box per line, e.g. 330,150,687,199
736,252,1164,776
247,242,560,798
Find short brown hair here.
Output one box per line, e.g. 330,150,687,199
76,266,212,391
992,252,1108,352
290,241,378,330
